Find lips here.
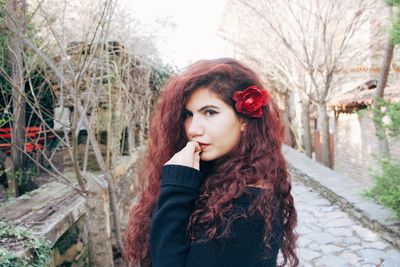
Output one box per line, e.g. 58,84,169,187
197,142,210,150
200,144,209,150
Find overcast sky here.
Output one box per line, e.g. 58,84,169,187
123,0,229,69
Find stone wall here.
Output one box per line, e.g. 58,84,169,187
334,112,400,185
50,216,88,266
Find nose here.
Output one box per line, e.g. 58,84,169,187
186,115,204,137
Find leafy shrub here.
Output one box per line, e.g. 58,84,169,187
0,222,51,267
364,156,400,219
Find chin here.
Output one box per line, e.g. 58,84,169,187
200,152,216,161
201,151,227,162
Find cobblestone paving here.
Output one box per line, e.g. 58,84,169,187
292,179,400,267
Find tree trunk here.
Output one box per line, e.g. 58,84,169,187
317,102,332,167
375,41,394,98
282,95,293,146
301,98,312,158
373,34,394,157
85,173,114,267
77,104,125,263
110,95,124,168
7,0,26,197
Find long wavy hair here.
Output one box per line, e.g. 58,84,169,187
124,58,298,267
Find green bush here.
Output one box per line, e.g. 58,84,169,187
364,156,400,219
0,222,51,267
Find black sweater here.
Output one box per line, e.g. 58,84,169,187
150,164,283,267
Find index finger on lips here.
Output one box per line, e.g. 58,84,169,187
186,141,201,153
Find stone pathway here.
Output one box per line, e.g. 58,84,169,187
292,179,400,267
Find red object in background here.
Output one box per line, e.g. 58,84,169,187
0,127,53,155
313,130,335,167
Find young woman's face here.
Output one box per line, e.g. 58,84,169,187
184,87,246,161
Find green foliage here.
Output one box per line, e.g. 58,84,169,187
367,98,400,219
0,63,55,130
0,2,54,129
387,0,400,44
0,33,7,70
387,0,400,6
392,12,400,44
372,98,400,139
24,69,55,128
149,63,177,94
0,2,10,88
367,97,400,218
0,1,7,53
0,115,12,128
0,222,51,267
355,107,370,120
364,156,400,219
7,167,36,187
385,102,400,136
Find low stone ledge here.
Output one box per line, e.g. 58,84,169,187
282,145,400,249
0,150,144,265
0,181,85,246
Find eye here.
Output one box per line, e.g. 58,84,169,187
205,109,218,117
182,110,192,119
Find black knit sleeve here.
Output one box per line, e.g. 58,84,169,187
149,164,204,267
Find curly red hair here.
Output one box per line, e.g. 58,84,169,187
124,58,298,267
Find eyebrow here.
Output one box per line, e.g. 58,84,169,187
185,105,220,113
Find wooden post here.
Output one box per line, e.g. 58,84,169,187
85,173,114,267
4,156,16,198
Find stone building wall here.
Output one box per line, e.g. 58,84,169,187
334,112,400,185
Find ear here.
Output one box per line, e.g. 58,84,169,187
240,120,247,132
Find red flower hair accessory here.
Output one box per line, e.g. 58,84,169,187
232,86,269,118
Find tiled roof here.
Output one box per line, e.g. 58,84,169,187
328,81,399,113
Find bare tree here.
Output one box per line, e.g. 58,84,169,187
221,0,378,167
5,0,26,197
0,0,168,265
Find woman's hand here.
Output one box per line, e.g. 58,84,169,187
164,141,202,170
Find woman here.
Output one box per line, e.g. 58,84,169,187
124,58,298,267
